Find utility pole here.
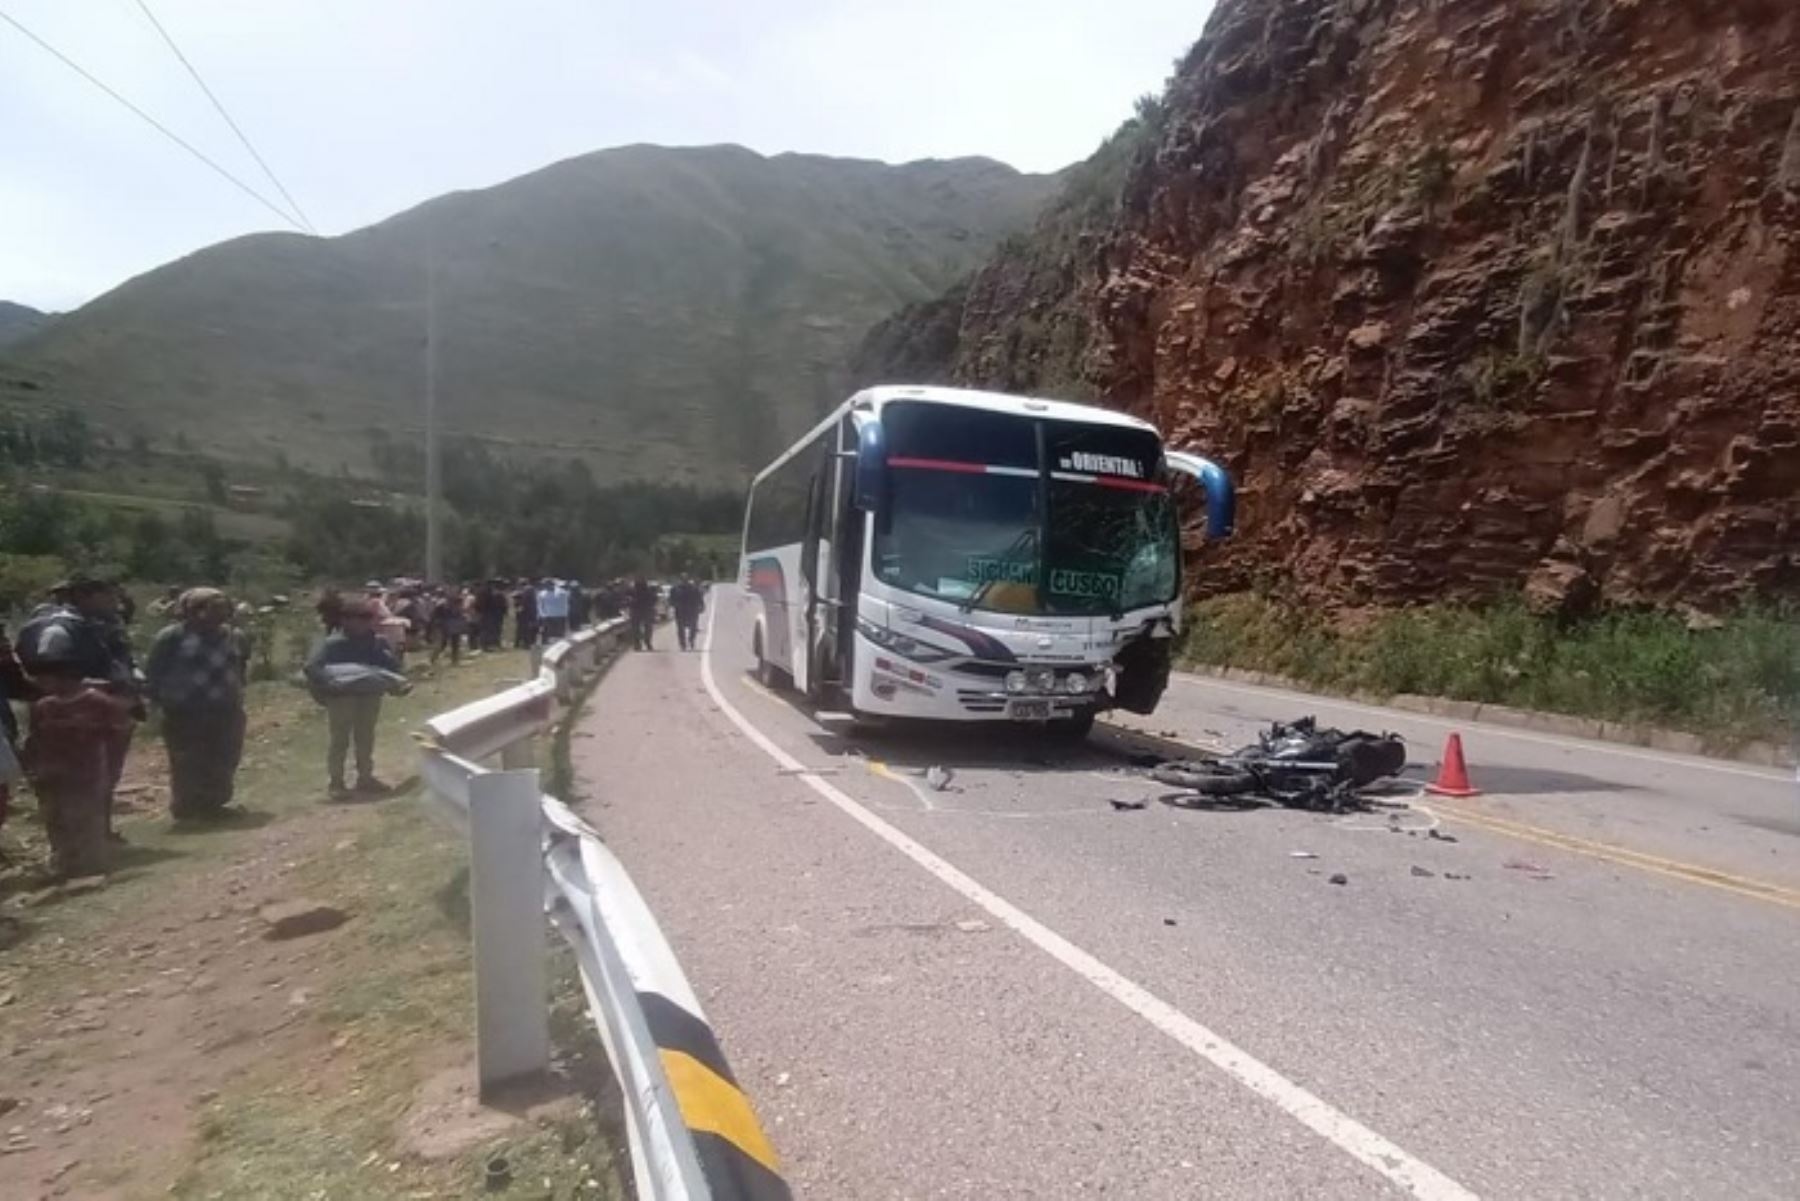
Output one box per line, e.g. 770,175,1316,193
424,245,443,583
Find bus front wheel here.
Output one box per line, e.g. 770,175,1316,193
1046,710,1097,742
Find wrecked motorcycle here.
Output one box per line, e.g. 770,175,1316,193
1150,717,1406,812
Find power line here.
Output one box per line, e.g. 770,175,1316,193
0,6,304,232
131,0,316,234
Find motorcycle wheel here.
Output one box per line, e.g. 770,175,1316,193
1149,759,1259,796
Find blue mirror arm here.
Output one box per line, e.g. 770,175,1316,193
1164,450,1236,538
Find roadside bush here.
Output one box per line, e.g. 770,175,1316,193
1181,592,1800,748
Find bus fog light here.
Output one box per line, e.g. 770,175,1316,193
1005,671,1028,694
1063,671,1089,694
1028,668,1056,692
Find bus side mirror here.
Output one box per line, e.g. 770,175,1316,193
854,420,886,512
1164,451,1236,538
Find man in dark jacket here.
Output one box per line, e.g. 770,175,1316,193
669,577,705,651
305,599,408,799
475,581,508,650
568,580,591,631
511,581,538,649
628,577,659,651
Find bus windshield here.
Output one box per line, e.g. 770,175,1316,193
1044,478,1179,615
872,403,1178,617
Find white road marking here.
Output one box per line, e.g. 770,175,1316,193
699,607,1478,1201
1171,674,1789,783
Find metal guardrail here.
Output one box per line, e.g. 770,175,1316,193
419,618,790,1201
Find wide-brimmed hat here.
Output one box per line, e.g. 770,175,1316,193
179,587,230,618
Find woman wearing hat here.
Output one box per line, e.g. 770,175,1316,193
144,588,250,820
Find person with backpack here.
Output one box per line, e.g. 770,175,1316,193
21,641,132,878
16,576,141,840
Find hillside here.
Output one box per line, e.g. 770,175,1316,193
856,0,1800,614
2,145,1056,481
0,301,49,349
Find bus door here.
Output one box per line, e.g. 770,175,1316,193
800,421,855,701
798,437,829,698
828,416,860,692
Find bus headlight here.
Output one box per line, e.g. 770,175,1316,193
1028,668,1056,693
1063,671,1089,694
1005,670,1028,694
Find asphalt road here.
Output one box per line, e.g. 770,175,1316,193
571,593,1800,1200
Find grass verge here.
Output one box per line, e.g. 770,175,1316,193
0,644,628,1200
1181,593,1800,750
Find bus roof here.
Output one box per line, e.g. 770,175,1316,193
852,385,1159,435
750,384,1160,485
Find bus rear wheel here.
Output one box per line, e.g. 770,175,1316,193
753,628,778,688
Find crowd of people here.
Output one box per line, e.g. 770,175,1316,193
0,572,709,882
316,576,708,662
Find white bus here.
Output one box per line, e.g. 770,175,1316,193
739,385,1235,737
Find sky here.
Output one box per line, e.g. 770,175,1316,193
0,0,1213,312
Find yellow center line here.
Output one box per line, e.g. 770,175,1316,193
1102,721,1800,913
1423,802,1800,912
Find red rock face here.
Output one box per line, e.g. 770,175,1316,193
932,0,1800,612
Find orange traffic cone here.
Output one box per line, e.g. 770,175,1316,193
1426,733,1481,797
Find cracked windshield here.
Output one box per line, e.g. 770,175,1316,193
2,0,1797,1199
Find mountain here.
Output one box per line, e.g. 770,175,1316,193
855,0,1800,614
1,145,1057,482
0,302,49,349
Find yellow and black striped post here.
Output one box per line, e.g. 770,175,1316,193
640,991,791,1200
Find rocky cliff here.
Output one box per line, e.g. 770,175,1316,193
860,0,1800,614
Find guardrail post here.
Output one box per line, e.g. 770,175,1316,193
469,768,550,1096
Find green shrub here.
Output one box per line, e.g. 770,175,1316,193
1182,593,1800,748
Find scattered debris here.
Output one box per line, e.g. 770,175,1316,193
1410,865,1436,878
1108,799,1147,812
1162,917,1178,926
774,1072,792,1087
1445,872,1471,881
259,900,350,941
1503,860,1554,880
1289,851,1319,859
924,765,955,792
953,919,989,934
1428,829,1459,843
1328,873,1349,886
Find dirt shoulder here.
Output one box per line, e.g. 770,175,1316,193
0,649,625,1201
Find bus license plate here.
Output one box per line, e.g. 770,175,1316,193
1007,699,1052,721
